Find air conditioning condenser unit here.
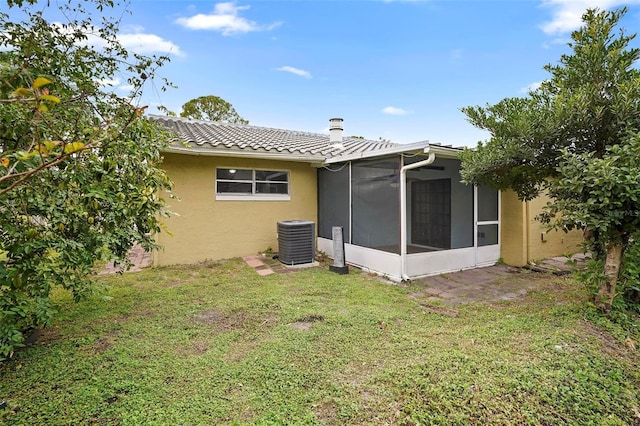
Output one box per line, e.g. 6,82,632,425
277,220,315,265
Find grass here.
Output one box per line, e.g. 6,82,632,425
1,259,639,425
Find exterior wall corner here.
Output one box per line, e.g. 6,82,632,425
500,190,528,267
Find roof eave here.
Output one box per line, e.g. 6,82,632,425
323,141,427,163
162,145,326,165
427,145,463,159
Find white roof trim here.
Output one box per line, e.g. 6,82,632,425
425,145,463,159
324,141,430,163
323,142,463,164
163,145,326,164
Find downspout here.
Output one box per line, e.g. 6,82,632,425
400,147,436,280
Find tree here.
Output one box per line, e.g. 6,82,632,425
0,0,174,358
460,8,640,313
179,95,249,124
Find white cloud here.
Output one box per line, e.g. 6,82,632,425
118,33,183,56
539,0,640,35
175,2,281,35
52,23,183,56
382,106,410,115
520,80,543,93
276,66,312,79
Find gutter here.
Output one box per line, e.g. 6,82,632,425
400,146,436,281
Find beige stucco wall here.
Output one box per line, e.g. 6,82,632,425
500,190,583,266
500,190,528,266
154,153,318,266
525,193,583,263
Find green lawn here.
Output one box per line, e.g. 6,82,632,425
1,259,639,425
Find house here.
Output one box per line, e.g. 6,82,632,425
151,115,581,280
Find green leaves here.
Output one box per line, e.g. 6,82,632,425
179,95,249,124
548,135,640,240
0,0,174,359
461,7,640,312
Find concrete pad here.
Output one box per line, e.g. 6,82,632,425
420,275,455,286
256,268,274,276
489,264,521,274
410,262,571,306
244,258,265,268
437,291,456,299
444,269,495,284
421,287,445,296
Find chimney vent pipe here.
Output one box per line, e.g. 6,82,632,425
329,118,343,143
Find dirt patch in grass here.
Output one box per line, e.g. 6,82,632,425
191,340,210,355
297,314,325,322
290,322,313,331
175,338,212,357
193,309,250,332
579,319,638,361
224,340,258,362
24,325,62,346
91,336,114,354
260,312,279,327
418,302,460,317
224,313,279,362
313,400,338,424
290,314,324,331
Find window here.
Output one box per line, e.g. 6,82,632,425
476,185,499,247
216,168,290,200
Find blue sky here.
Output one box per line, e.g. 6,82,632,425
81,1,640,146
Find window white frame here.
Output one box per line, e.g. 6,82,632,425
215,168,290,201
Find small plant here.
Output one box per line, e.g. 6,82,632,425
315,250,330,265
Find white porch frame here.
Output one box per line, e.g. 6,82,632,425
318,146,501,281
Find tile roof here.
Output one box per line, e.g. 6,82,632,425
150,115,399,161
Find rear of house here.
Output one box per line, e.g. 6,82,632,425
152,115,582,280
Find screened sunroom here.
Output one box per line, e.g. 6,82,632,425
317,143,500,281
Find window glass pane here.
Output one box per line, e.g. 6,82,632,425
217,169,252,180
477,186,498,221
256,182,288,194
256,170,287,182
217,182,252,194
478,224,498,246
318,165,350,242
